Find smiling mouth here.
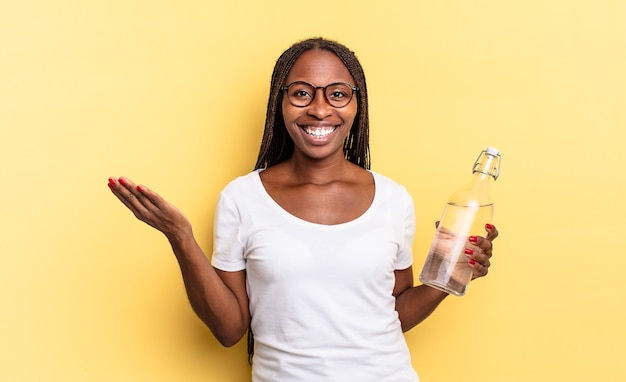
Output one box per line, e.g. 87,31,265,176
302,126,337,138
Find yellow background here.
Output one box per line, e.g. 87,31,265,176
2,0,625,381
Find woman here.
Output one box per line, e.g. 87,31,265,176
107,37,497,381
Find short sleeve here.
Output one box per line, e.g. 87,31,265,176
211,191,246,271
394,187,416,271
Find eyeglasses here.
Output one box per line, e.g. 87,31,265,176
281,81,359,108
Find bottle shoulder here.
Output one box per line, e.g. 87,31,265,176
448,178,493,206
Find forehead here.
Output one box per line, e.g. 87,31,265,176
285,49,355,85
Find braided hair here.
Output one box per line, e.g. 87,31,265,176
254,37,370,170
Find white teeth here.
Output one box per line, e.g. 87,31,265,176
304,126,335,138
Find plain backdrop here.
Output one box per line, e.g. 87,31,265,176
1,1,625,381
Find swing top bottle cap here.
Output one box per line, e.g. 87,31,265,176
486,147,499,156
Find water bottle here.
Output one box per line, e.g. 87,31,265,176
419,147,501,296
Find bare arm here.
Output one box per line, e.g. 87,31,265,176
393,267,448,332
168,231,250,347
107,177,250,347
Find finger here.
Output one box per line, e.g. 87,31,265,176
465,249,490,278
466,232,495,280
466,247,491,282
468,235,492,256
486,223,499,241
117,177,155,209
112,177,141,205
108,177,133,204
108,177,153,219
134,183,165,212
470,259,489,278
466,246,491,266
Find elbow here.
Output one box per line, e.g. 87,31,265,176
203,315,248,347
399,319,416,333
214,330,246,348
191,306,249,348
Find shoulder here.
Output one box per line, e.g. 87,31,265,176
371,171,409,194
220,170,261,195
216,171,265,212
370,171,414,208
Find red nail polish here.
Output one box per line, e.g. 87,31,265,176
119,178,127,186
137,185,143,192
485,223,494,230
469,259,476,265
107,183,114,190
465,248,474,255
108,177,115,186
469,236,478,243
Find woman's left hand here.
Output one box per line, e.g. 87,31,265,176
464,224,499,279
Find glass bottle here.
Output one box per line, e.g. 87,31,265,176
419,147,501,296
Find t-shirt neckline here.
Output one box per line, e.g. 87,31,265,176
252,169,378,228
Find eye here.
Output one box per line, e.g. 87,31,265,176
288,83,314,100
326,84,351,101
293,89,312,99
328,90,347,100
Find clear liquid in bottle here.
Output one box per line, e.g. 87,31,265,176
420,203,493,296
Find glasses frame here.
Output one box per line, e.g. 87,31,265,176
281,81,359,108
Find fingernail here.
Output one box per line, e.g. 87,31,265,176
108,177,115,186
465,248,474,255
119,178,127,186
469,259,476,265
107,183,114,190
137,185,143,192
485,223,494,230
469,236,478,243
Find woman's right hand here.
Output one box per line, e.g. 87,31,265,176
107,176,192,241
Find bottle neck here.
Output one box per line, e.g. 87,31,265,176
472,150,500,181
448,150,500,206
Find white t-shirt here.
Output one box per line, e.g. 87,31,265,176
211,170,419,382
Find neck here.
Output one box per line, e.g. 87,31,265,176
284,153,356,185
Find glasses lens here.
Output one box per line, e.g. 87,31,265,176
286,82,315,107
325,83,354,107
284,82,355,107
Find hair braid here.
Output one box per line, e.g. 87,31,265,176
254,37,370,170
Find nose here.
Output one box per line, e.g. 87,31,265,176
307,88,333,118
